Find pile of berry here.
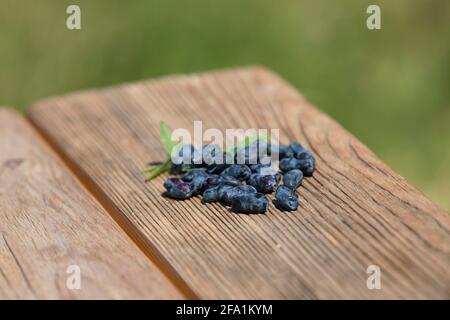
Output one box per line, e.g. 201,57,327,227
161,141,315,214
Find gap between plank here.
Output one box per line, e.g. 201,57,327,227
27,116,198,300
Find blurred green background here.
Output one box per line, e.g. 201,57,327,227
1,0,449,210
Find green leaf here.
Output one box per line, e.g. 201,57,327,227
143,165,160,172
224,146,234,154
241,134,266,148
159,121,174,154
145,159,171,181
258,133,269,142
170,142,183,161
181,166,192,173
243,136,251,147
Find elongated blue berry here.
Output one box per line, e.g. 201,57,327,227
220,175,241,186
201,174,223,190
283,169,303,190
231,192,268,214
279,156,315,176
279,157,300,172
222,185,256,206
278,144,294,159
247,173,279,194
220,164,252,181
181,168,208,182
202,186,222,203
273,186,298,211
190,175,208,195
249,162,271,173
289,142,307,158
297,156,315,177
164,177,193,199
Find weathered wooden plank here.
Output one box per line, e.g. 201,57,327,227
0,109,183,299
28,67,450,299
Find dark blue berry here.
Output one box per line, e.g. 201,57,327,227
202,182,243,203
289,142,306,158
231,192,268,214
217,185,235,201
206,163,226,174
279,157,301,172
220,175,241,186
202,174,223,190
163,177,193,199
220,164,252,181
295,150,311,160
206,152,230,174
279,144,293,159
283,169,303,190
298,157,315,176
190,175,209,195
291,142,315,174
181,168,208,182
289,143,316,176
163,177,180,190
247,173,279,194
222,185,257,206
202,186,222,203
279,157,315,176
270,144,293,160
273,186,298,211
249,162,271,173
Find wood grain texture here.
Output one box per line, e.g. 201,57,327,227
0,109,183,299
28,67,450,299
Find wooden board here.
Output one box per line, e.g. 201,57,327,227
0,109,183,299
28,67,450,299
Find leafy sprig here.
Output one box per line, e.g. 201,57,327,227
159,122,175,154
144,122,174,181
